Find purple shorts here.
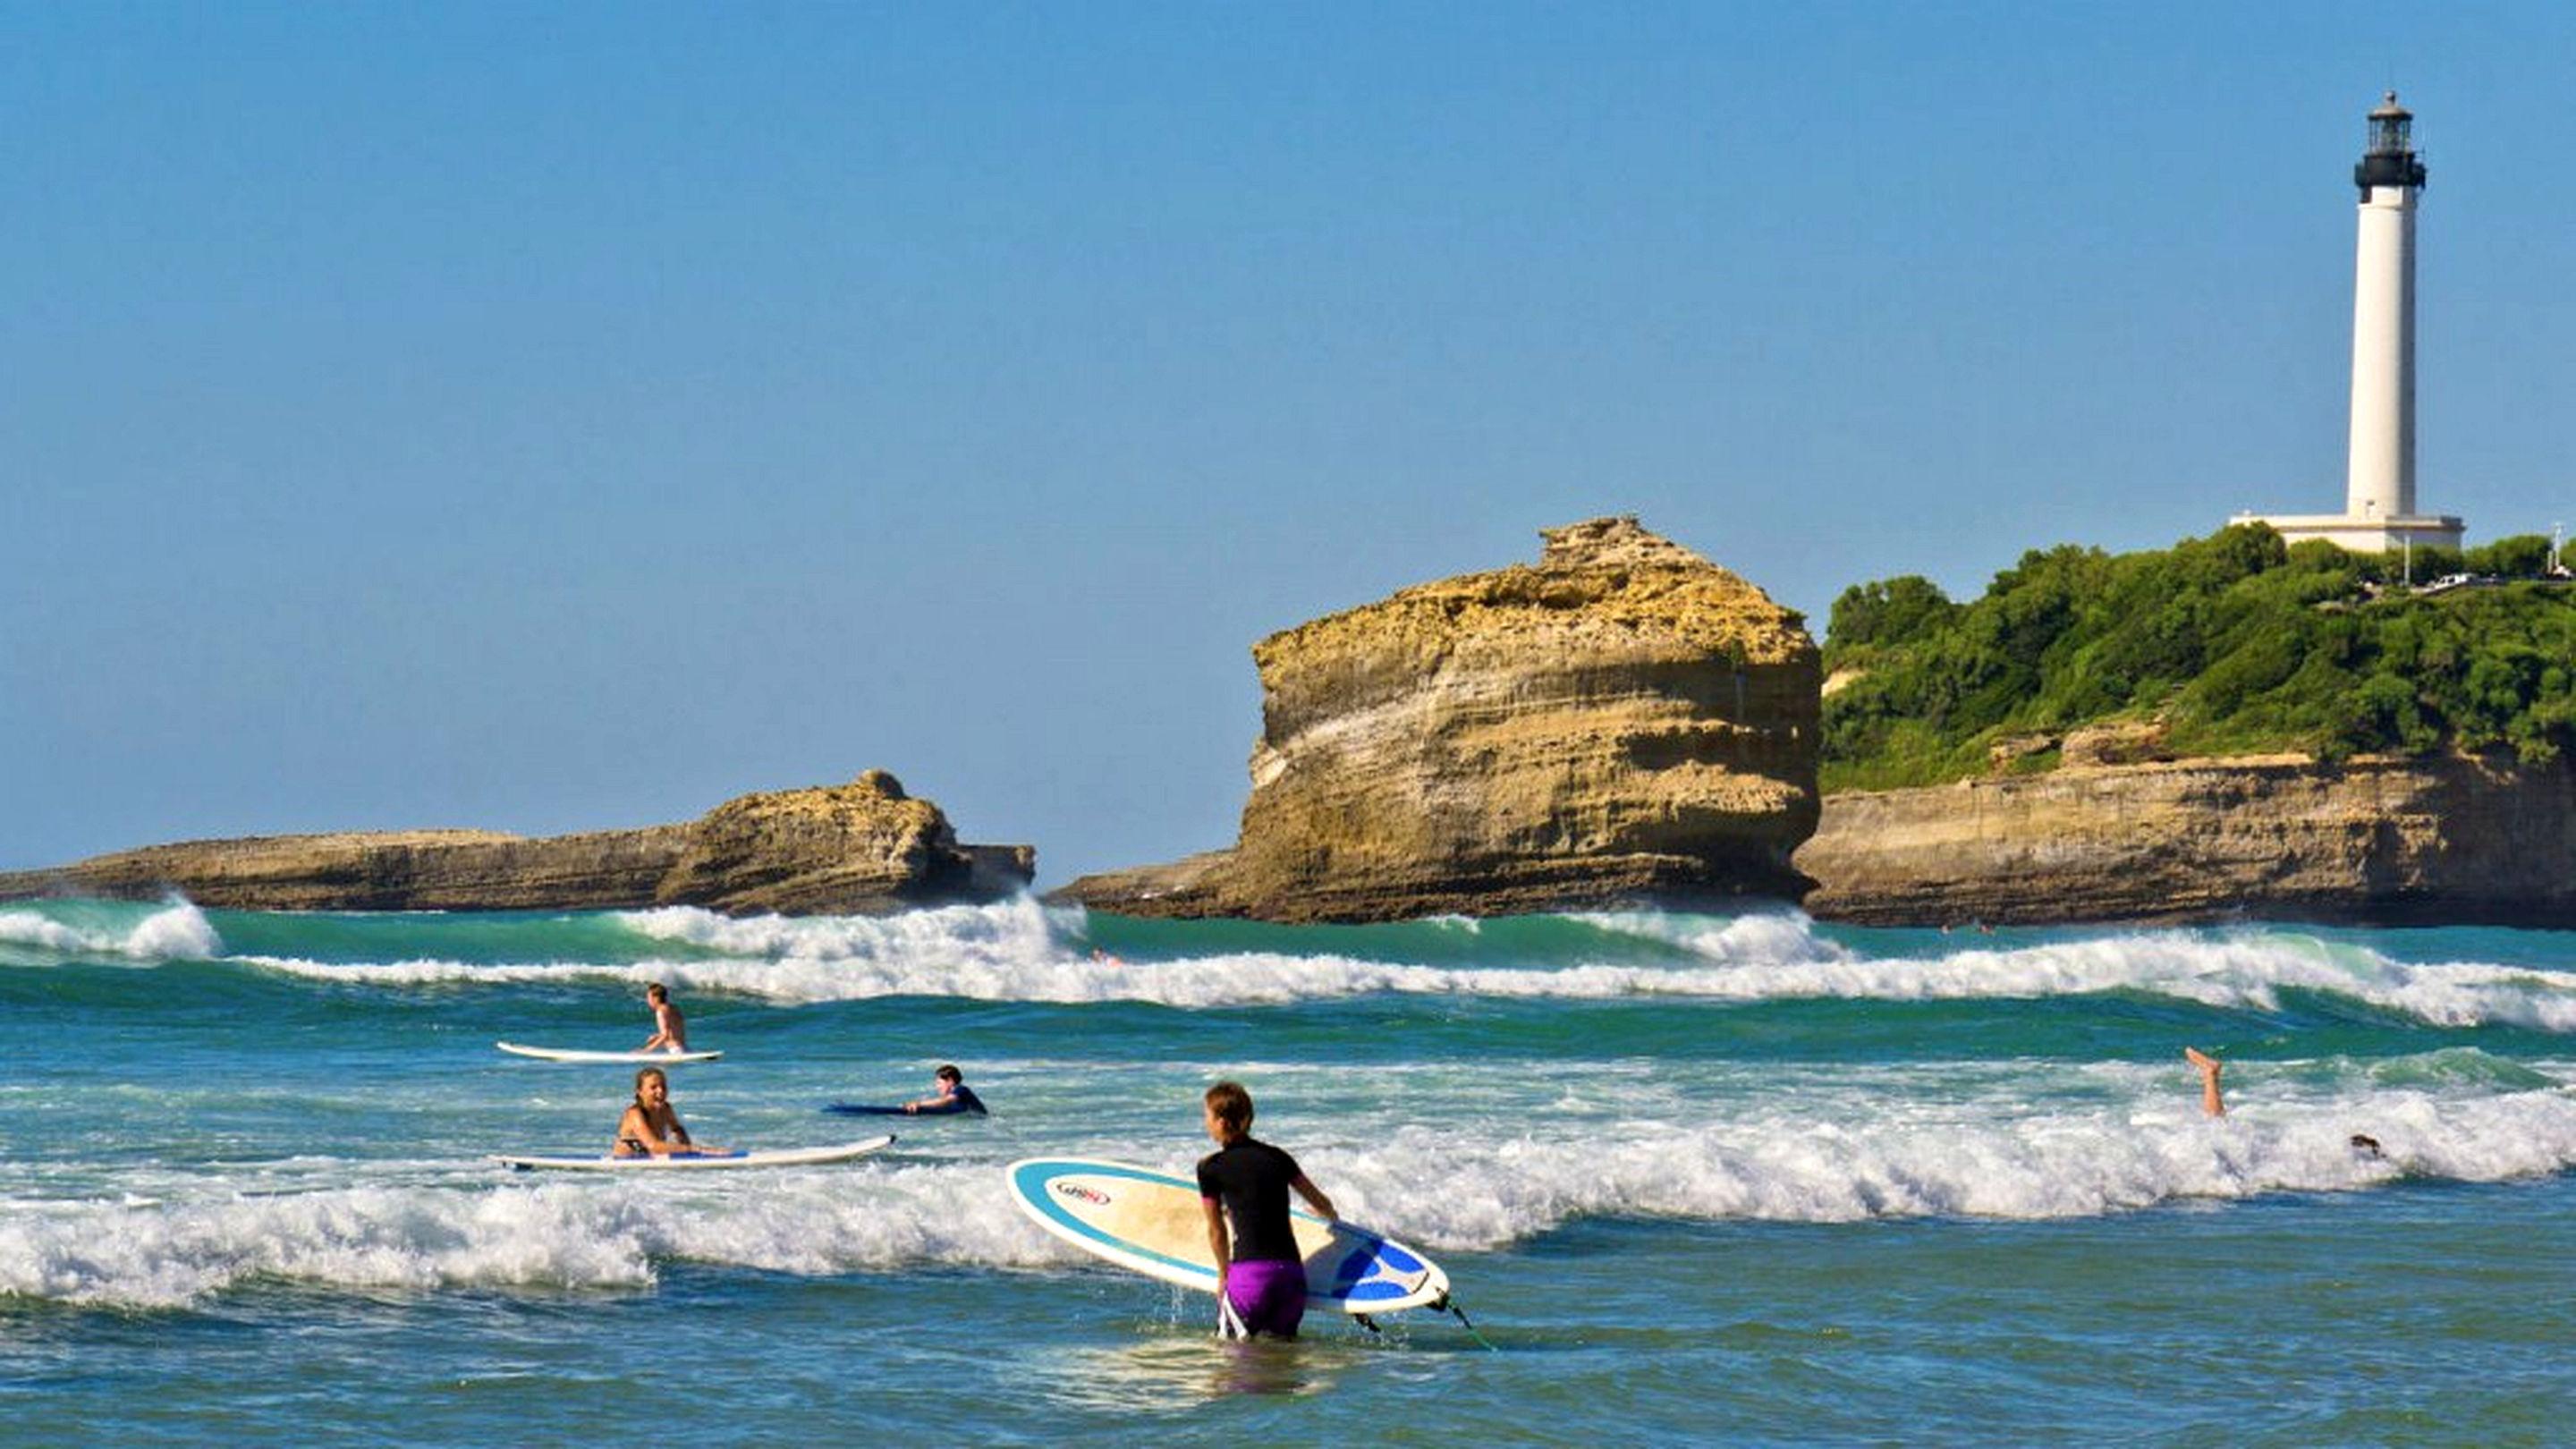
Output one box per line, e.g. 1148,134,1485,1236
1222,1258,1309,1339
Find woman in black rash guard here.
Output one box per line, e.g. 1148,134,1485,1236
1195,1080,1338,1339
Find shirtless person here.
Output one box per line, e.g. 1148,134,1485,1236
1196,1080,1337,1341
612,1066,726,1157
640,983,688,1054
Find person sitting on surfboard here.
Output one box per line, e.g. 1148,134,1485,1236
1196,1080,1338,1341
613,1066,727,1157
900,1064,987,1115
640,983,689,1054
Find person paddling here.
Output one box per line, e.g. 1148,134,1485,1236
900,1064,988,1115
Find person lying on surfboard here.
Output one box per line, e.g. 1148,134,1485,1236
639,982,691,1053
899,1064,987,1115
1197,1080,1338,1341
613,1066,728,1157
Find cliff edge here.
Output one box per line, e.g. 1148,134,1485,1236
1797,749,2576,927
0,771,1036,916
1057,516,1821,921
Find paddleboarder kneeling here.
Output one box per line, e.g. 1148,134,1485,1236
1197,1080,1337,1341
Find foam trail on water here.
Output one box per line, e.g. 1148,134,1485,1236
231,927,2576,1033
0,1161,1059,1309
105,898,2573,1032
1314,1058,2576,1248
0,900,221,962
1573,909,1857,964
6,1050,2569,1309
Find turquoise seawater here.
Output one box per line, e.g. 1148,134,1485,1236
5,897,2573,1445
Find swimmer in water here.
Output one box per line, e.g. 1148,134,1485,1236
2184,1046,2225,1117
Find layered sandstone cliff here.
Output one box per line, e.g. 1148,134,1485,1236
1797,750,2576,927
1059,516,1821,921
0,771,1035,916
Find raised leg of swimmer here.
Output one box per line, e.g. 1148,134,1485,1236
2183,1047,2224,1117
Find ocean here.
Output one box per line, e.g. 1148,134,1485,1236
5,895,2572,1445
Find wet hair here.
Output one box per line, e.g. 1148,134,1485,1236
633,1066,668,1102
935,1064,962,1085
1205,1080,1255,1134
646,983,669,1002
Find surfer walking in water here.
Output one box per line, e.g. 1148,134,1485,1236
1197,1080,1337,1341
640,982,689,1054
900,1064,987,1115
613,1066,725,1157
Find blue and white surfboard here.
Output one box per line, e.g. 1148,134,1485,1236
1004,1157,1449,1314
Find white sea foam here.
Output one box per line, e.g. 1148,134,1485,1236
615,896,1078,961
233,954,713,989
1309,1059,2576,1247
9,1056,2571,1309
0,900,221,961
222,905,2576,1031
1573,908,1855,964
0,1160,1056,1309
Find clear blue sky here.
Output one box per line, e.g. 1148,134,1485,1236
6,3,2572,883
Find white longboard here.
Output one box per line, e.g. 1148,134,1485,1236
1004,1157,1450,1315
494,1134,895,1173
496,1041,724,1064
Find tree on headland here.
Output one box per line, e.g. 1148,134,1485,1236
1821,525,2576,792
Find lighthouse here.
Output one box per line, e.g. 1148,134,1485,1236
2234,94,2462,553
2346,92,2427,522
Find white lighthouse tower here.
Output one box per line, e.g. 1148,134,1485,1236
2236,94,2463,553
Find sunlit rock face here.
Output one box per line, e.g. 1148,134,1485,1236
0,770,1035,916
1061,517,1821,922
1798,751,2576,928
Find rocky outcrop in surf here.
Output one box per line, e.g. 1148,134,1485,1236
0,771,1035,916
1056,516,1822,922
1796,750,2576,927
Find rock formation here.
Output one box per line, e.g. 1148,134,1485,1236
1797,750,2576,927
1059,516,1821,921
0,771,1034,916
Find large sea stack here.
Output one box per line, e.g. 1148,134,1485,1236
0,771,1035,916
1060,516,1821,922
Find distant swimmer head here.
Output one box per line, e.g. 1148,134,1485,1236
936,1063,963,1085
2350,1133,2385,1158
633,1066,669,1104
1205,1080,1254,1143
646,982,669,1004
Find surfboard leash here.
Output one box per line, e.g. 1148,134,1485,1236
1430,1292,1499,1352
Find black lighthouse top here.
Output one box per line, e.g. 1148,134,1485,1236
2354,91,2427,197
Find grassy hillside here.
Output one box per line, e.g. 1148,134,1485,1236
1820,526,2576,792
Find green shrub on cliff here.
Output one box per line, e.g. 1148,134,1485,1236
1822,526,2576,791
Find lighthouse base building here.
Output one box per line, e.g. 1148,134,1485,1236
2230,510,2462,554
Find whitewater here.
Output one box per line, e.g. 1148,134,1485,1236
6,894,2572,1443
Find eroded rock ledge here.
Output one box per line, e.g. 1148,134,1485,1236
0,771,1035,916
1796,750,2576,927
1057,516,1821,922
